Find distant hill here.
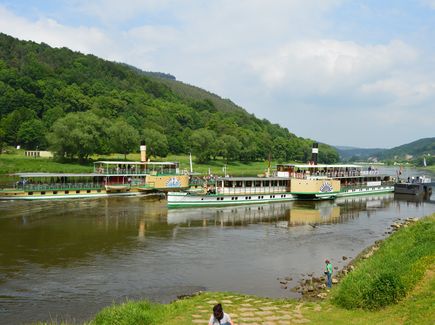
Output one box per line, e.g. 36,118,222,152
376,137,435,160
120,63,176,80
0,33,339,163
335,146,385,161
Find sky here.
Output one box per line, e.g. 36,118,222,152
0,0,434,148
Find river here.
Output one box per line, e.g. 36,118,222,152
0,167,434,324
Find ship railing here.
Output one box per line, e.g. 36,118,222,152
220,186,287,195
20,183,104,191
296,171,363,178
189,178,205,186
341,181,395,192
94,168,178,175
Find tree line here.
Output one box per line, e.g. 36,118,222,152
0,33,339,163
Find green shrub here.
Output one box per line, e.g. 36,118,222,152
332,215,435,310
362,272,405,310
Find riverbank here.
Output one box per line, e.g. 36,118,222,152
81,214,434,325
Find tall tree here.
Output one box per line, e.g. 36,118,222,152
47,112,110,161
108,119,140,159
142,128,169,158
17,119,46,149
189,128,217,163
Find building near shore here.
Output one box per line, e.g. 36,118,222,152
24,150,54,158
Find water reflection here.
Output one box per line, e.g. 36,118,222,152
167,194,396,228
0,198,172,277
394,192,433,204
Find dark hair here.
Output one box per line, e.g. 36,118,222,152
213,303,223,322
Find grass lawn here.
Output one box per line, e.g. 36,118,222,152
0,153,93,174
422,165,435,173
0,151,281,176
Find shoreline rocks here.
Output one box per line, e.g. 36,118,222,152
278,217,419,300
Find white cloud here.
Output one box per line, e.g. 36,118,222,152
70,0,177,24
0,6,114,58
249,39,419,97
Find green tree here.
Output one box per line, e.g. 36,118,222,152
219,134,242,162
108,119,140,159
0,108,36,145
17,119,46,149
0,127,5,154
47,112,109,161
189,128,217,163
272,137,289,162
142,128,169,158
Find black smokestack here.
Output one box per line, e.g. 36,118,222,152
311,142,318,165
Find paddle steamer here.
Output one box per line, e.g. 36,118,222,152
0,145,189,200
168,144,394,208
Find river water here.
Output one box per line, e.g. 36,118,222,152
0,168,434,324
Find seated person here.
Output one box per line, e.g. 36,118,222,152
209,303,233,325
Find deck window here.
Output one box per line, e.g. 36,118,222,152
65,190,69,194
41,191,46,195
254,181,261,187
264,181,270,186
76,190,80,194
246,181,252,187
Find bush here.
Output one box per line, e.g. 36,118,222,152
362,272,405,310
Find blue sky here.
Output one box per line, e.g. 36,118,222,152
1,0,434,148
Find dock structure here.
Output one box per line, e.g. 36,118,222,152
394,176,433,196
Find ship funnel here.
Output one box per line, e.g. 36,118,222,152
140,141,147,162
311,142,318,165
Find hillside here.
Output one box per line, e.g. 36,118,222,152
376,137,435,160
0,33,338,163
335,146,385,161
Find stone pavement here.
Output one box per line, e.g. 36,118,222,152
190,295,321,324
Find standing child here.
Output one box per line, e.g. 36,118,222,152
209,303,233,325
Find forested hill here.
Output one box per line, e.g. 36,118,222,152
375,137,435,160
335,146,385,161
0,33,339,163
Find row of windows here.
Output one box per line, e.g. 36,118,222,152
198,194,288,201
26,189,116,196
223,180,288,187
